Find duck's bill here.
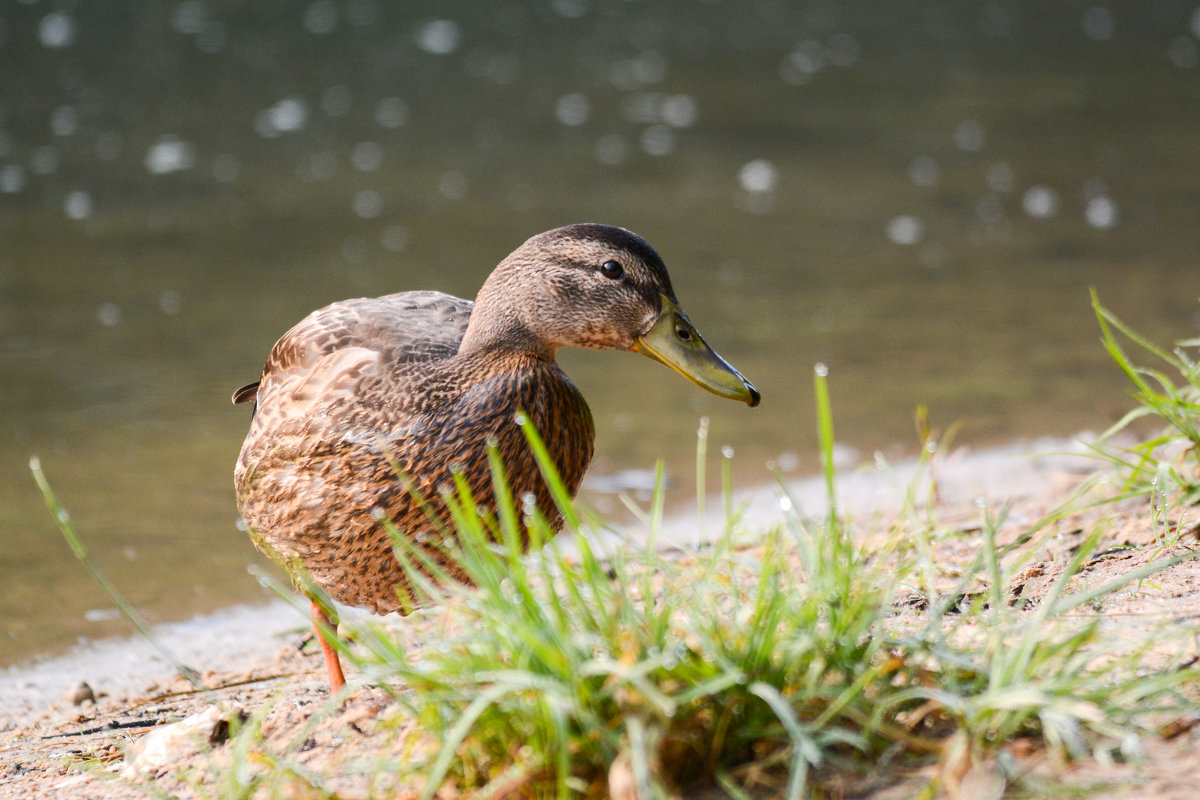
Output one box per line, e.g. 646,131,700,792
633,295,761,407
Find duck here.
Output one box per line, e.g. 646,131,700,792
233,223,759,691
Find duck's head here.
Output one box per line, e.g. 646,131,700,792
463,223,760,407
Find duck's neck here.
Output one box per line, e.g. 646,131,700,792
458,304,558,362
458,263,559,361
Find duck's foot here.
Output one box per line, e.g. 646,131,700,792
311,600,347,693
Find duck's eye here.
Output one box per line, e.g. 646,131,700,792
599,260,624,280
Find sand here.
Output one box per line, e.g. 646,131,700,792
3,437,1198,798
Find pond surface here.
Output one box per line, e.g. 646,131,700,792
3,1,1200,665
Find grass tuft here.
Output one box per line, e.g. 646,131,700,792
288,367,1194,798
1090,289,1200,507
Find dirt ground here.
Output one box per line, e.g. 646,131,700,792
2,454,1199,799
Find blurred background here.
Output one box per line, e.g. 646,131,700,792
3,0,1199,664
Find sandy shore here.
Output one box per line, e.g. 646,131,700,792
1,435,1098,727
5,433,1200,799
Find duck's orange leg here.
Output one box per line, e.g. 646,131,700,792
311,600,346,692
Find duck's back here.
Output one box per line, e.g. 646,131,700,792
288,290,472,366
235,291,473,412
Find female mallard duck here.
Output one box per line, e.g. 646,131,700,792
234,224,759,690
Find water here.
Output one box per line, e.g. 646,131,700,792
3,1,1200,665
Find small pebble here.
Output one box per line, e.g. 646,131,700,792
608,751,639,800
67,681,95,706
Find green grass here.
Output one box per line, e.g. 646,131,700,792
1090,289,1200,509
33,305,1200,799
204,368,1197,799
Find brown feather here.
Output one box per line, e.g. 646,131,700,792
232,382,259,405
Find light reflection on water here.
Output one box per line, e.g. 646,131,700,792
3,1,1200,665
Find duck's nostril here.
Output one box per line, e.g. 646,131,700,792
675,323,692,342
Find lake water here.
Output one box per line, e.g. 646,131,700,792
3,0,1200,665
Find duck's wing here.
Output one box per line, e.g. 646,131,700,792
233,290,473,408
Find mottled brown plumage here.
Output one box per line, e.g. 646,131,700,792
234,224,758,689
